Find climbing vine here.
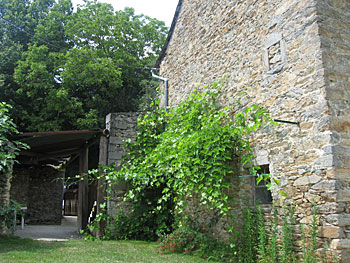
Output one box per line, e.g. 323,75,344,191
87,83,273,240
119,84,271,213
96,83,273,239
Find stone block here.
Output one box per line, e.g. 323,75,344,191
332,121,350,133
109,136,124,145
325,214,339,225
314,155,334,167
255,149,269,165
312,180,338,190
337,189,350,202
335,168,350,182
318,203,339,214
300,215,313,224
320,226,340,238
330,239,340,250
339,214,350,227
293,175,321,186
109,151,125,160
115,121,128,130
338,239,350,249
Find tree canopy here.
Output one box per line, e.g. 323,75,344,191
0,0,167,131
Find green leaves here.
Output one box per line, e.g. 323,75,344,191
116,83,272,218
2,0,168,132
0,199,25,234
0,102,28,175
92,83,272,239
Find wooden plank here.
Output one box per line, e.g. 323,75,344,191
88,180,97,222
96,135,108,239
77,146,89,230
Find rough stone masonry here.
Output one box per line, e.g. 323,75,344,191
105,113,139,217
157,0,350,261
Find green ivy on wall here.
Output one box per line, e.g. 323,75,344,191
122,84,271,212
94,83,273,239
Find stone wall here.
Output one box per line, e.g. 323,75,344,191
10,168,30,206
317,1,350,260
159,0,348,259
105,113,139,217
11,166,64,224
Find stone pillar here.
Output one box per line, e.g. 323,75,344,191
105,113,139,217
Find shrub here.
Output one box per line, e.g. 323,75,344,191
158,225,231,261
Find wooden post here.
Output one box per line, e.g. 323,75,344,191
77,146,89,231
96,135,108,239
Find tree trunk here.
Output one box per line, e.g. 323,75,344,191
0,171,11,235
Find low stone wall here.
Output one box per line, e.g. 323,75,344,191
11,166,64,224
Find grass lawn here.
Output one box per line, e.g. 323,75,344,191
0,237,213,263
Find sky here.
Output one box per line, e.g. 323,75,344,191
71,0,179,27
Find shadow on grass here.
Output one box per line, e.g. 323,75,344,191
0,236,212,263
0,236,64,253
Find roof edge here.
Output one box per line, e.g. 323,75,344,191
155,0,183,69
14,129,107,137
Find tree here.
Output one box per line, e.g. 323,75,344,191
4,0,168,132
0,102,27,235
0,0,56,130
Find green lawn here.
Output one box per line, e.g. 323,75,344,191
0,237,213,263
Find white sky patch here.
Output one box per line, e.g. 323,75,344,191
71,0,179,27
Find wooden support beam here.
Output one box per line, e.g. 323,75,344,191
59,154,80,169
96,135,108,239
77,146,89,231
37,149,81,161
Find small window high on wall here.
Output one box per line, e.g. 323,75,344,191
253,165,272,205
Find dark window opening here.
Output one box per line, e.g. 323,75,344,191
253,165,272,205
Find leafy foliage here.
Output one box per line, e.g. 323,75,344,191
0,102,28,235
0,0,56,130
120,84,271,216
0,200,25,235
1,0,168,132
0,102,28,176
91,83,271,241
158,225,231,261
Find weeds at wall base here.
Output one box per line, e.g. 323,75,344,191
157,203,339,263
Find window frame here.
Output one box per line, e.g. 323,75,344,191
252,164,272,205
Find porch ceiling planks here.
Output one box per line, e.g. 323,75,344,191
13,129,107,165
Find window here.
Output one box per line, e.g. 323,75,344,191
264,33,286,74
253,165,272,205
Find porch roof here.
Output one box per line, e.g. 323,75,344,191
13,129,107,166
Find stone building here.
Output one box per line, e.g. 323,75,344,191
154,0,350,261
